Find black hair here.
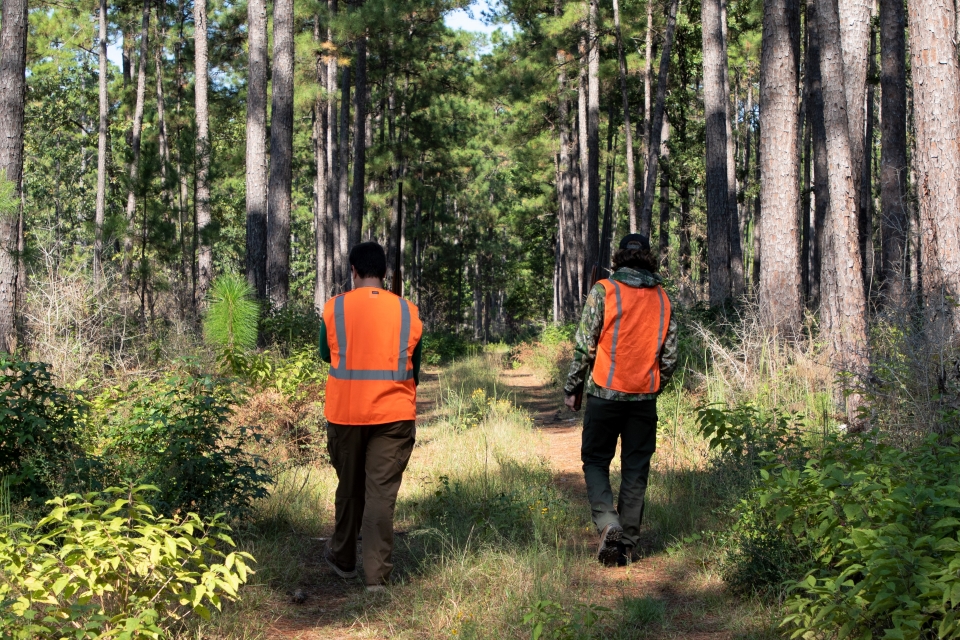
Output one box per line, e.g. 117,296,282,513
349,242,387,279
611,246,658,273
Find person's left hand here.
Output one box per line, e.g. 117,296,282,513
564,395,578,411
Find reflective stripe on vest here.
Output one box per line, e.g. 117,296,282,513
329,294,415,381
592,279,671,394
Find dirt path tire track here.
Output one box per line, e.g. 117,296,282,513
499,365,735,640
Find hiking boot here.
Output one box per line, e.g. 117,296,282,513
618,543,641,566
324,546,358,579
596,522,623,566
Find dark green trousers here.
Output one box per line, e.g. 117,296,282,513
581,395,657,549
327,420,416,586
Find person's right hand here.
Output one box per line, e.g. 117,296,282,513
564,395,578,411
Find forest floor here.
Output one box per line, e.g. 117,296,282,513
223,359,778,640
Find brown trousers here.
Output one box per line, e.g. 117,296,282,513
326,420,416,586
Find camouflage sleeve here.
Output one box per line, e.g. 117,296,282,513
658,313,679,388
563,284,606,396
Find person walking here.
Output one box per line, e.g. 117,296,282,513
564,234,678,566
319,241,423,591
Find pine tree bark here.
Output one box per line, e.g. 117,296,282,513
721,0,744,296
314,17,329,310
95,0,109,285
639,0,679,236
641,0,652,206
879,0,908,307
0,0,27,353
583,0,600,291
807,0,829,309
349,35,367,249
155,19,173,211
907,0,960,333
658,118,671,268
557,45,579,319
337,66,351,288
612,0,636,233
246,0,268,301
758,0,802,333
194,0,213,304
838,0,872,222
578,31,589,277
702,0,732,306
122,0,151,288
817,0,869,381
267,0,294,307
859,24,877,294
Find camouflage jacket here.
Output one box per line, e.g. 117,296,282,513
563,268,679,402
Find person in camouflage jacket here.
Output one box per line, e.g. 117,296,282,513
564,234,678,566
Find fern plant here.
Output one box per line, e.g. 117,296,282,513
203,274,259,352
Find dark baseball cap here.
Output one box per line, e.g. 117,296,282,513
619,233,650,251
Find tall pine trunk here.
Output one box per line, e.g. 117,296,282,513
582,0,600,291
907,0,960,333
612,0,636,232
807,0,829,309
267,0,294,307
879,0,908,307
722,0,744,296
758,0,802,333
313,17,329,310
0,0,27,353
122,0,151,288
817,0,869,389
702,0,731,306
349,35,367,249
658,118,671,268
246,0,268,301
838,0,872,226
337,67,351,287
95,0,109,285
641,0,652,206
194,0,212,303
639,0,679,235
556,41,579,319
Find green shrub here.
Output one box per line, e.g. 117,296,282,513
0,358,87,507
204,274,260,352
226,347,327,399
422,332,476,365
93,375,271,519
522,600,608,640
0,486,254,639
259,302,321,352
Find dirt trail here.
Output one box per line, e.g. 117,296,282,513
499,366,735,640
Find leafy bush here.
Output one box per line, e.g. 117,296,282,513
756,432,960,639
522,600,607,640
225,347,327,399
0,486,254,639
203,274,259,352
259,302,321,352
0,357,87,507
93,375,271,519
422,331,476,366
510,324,575,388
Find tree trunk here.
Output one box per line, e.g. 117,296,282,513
194,0,212,304
267,0,294,308
817,0,869,385
0,0,27,353
246,0,268,301
122,0,151,288
878,0,908,308
908,0,960,333
859,24,877,297
612,0,636,233
702,0,732,306
721,0,744,297
314,18,329,310
578,31,589,280
349,35,367,249
807,0,829,310
642,0,653,206
658,118,671,268
95,0,109,285
639,0,679,236
155,19,172,211
838,0,872,223
758,0,802,333
337,66,351,288
583,0,600,291
557,43,578,320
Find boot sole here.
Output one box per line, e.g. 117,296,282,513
597,524,623,566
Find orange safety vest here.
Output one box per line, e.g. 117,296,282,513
322,287,423,425
592,279,671,394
